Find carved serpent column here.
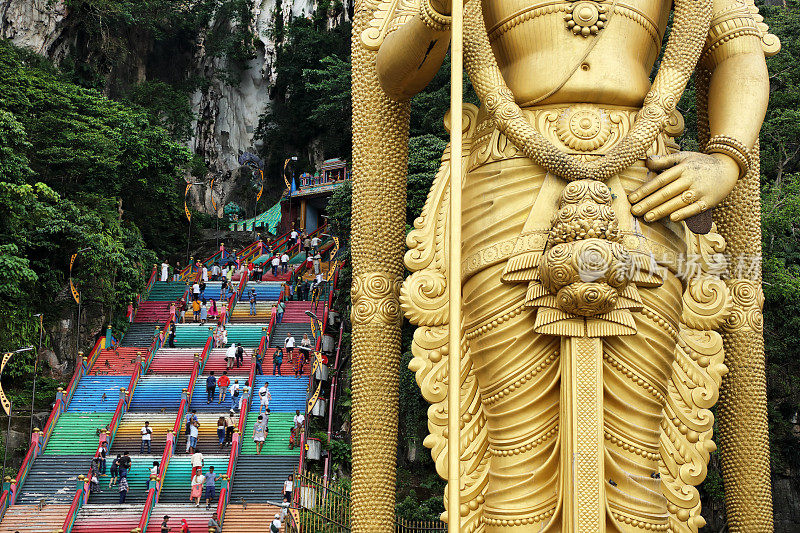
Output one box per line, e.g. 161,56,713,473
350,2,409,531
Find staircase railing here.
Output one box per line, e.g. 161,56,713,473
215,334,264,526
224,271,249,323
298,264,340,478
286,471,446,532
136,333,213,533
0,339,93,520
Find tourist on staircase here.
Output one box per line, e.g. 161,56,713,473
284,333,295,364
209,512,222,533
225,343,237,369
249,288,257,316
211,262,221,281
271,254,280,277
190,470,204,507
118,475,129,504
290,411,304,450
253,414,268,455
298,334,312,376
192,281,200,301
224,409,235,447
258,382,271,414
206,371,217,404
188,419,199,453
160,515,170,533
204,465,219,509
235,344,245,368
109,454,121,487
161,261,170,282
209,299,218,321
168,323,177,348
273,348,283,376
200,300,208,325
141,421,153,453
281,252,290,274
191,449,203,477
256,348,264,375
217,416,227,448
192,299,200,322
229,379,241,412
147,461,159,490
311,234,320,253
217,371,230,403
202,264,209,282
276,299,285,323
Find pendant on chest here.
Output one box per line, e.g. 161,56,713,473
565,0,608,36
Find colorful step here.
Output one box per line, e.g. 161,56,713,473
0,503,70,533
43,412,114,455
128,375,188,412
67,376,131,413
147,281,189,302
240,413,300,456
90,347,142,376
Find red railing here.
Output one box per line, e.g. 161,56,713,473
215,334,265,526
297,264,340,479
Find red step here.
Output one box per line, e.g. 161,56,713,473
149,348,198,374
204,349,251,376
260,271,292,282
134,301,173,323
90,347,143,375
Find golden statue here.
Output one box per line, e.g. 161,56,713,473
350,0,779,531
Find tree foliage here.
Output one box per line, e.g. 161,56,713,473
0,40,189,379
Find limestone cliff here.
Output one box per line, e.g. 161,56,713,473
1,0,352,215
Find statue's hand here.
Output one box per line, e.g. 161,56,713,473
628,152,739,222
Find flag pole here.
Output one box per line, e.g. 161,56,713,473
448,1,464,531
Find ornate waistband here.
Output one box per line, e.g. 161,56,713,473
467,103,683,172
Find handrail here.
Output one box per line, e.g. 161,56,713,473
298,263,340,478
224,271,249,324
216,334,264,526
323,319,346,483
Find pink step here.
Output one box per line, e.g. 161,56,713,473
149,348,199,374
134,301,172,323
204,349,251,376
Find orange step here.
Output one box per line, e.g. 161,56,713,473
222,503,284,532
0,503,70,533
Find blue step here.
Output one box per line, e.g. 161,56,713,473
242,281,284,301
128,375,189,412
248,376,307,413
67,376,131,413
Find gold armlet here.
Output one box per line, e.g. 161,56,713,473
702,12,762,64
705,135,751,179
419,0,452,32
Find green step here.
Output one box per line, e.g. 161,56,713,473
173,325,214,348
43,413,115,455
160,456,229,503
240,413,300,456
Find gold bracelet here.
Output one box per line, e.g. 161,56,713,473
419,0,452,32
705,135,751,179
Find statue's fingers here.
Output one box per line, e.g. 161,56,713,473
670,200,709,222
631,175,689,216
643,194,691,222
644,152,689,172
628,166,683,204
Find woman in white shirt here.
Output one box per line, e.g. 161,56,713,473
190,472,204,507
161,262,169,282
283,474,294,503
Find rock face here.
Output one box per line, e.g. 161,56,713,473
1,0,352,215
